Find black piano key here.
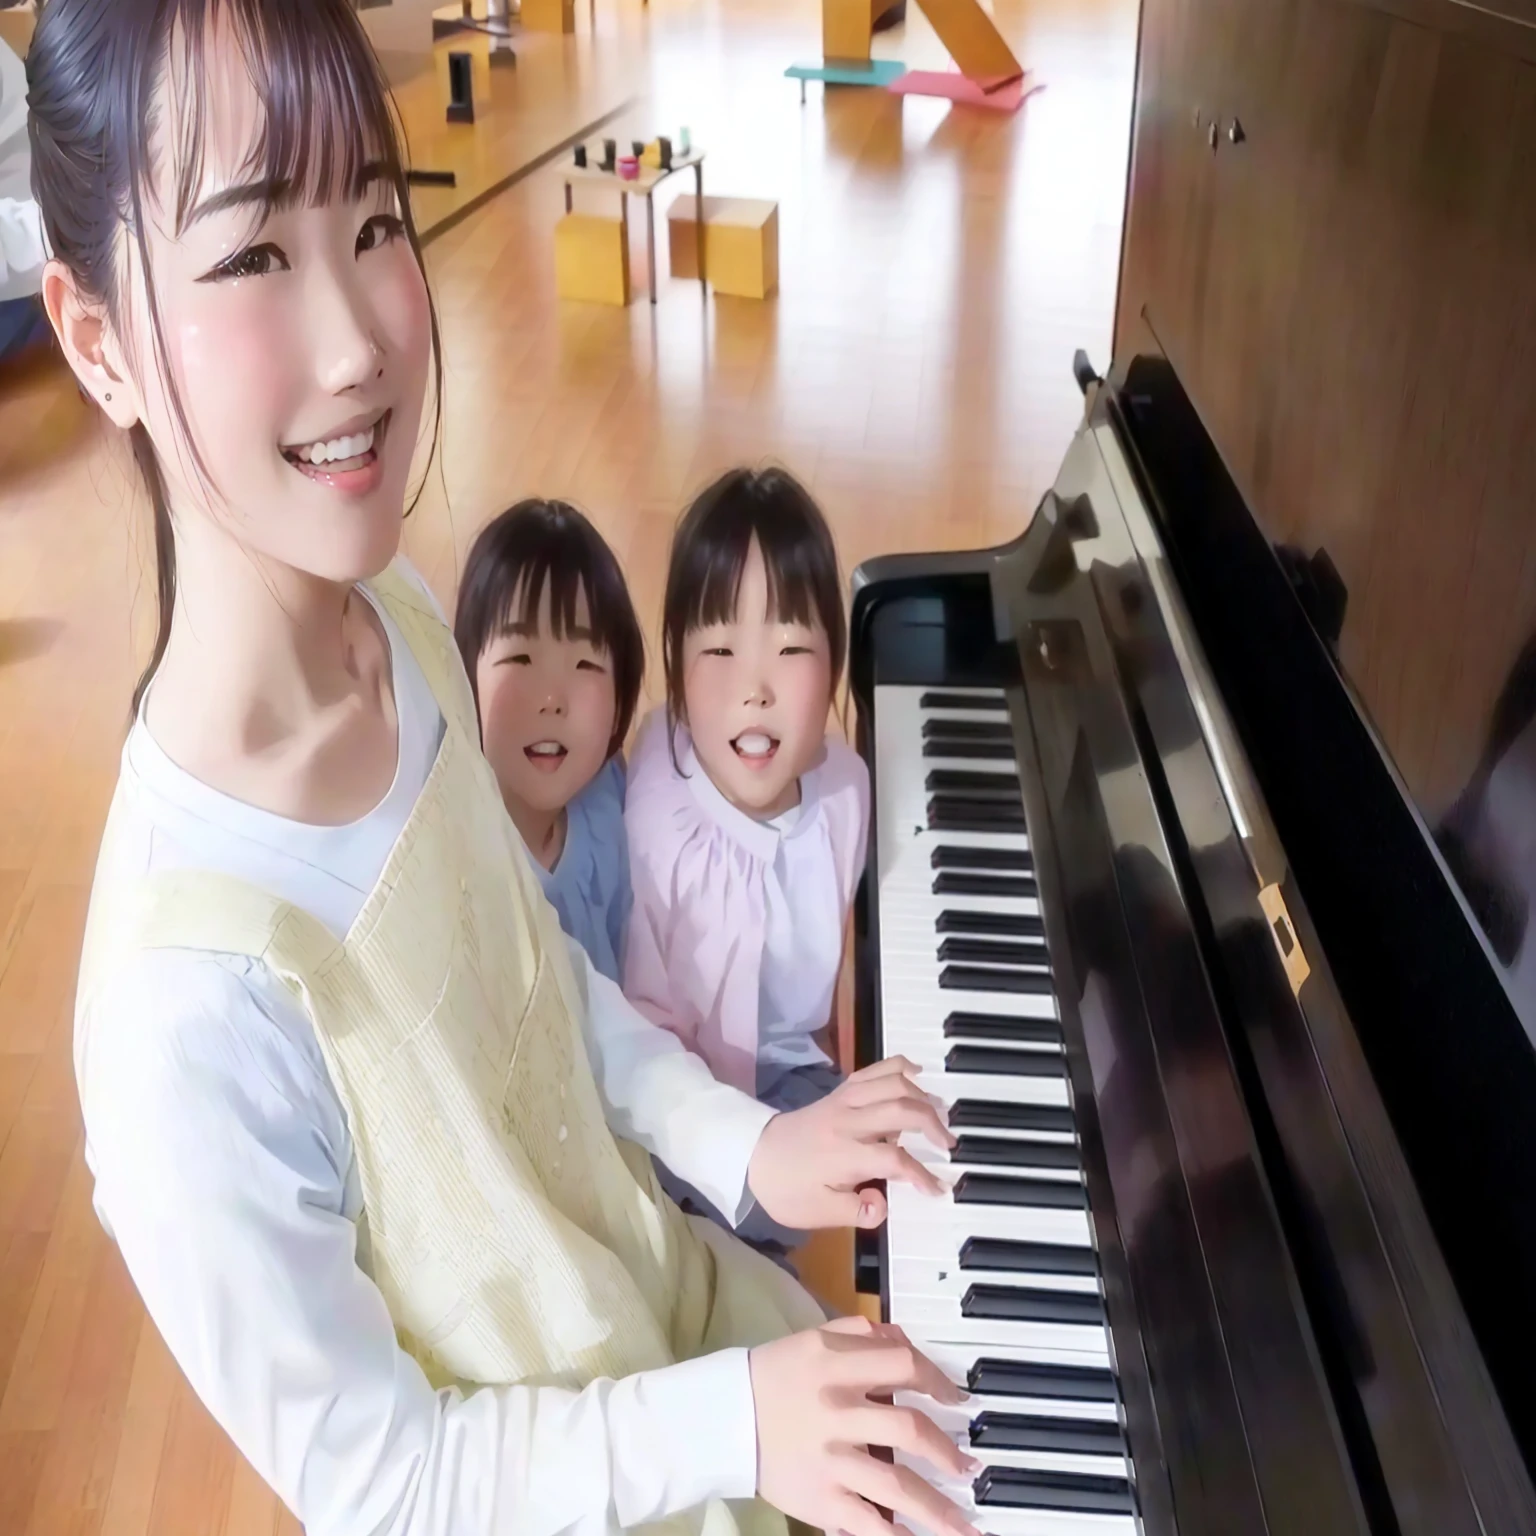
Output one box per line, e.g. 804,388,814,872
943,1011,1060,1044
962,1284,1104,1326
949,1099,1077,1134
974,1467,1134,1516
960,1237,1098,1275
922,717,1013,742
941,965,1054,996
937,909,1044,938
934,872,1039,900
923,739,1016,761
954,1173,1087,1209
968,1358,1118,1402
925,768,1022,799
970,1413,1126,1457
933,845,1033,872
938,936,1049,968
953,1135,1081,1171
946,1044,1065,1078
928,797,1028,833
920,691,1008,712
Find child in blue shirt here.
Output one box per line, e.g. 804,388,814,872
454,500,644,980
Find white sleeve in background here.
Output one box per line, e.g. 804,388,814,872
0,196,46,303
79,950,761,1536
567,938,778,1226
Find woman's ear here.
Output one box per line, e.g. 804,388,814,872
42,259,142,431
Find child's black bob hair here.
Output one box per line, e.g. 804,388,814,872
454,501,645,760
661,466,847,732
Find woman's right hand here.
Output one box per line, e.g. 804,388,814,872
748,1315,982,1536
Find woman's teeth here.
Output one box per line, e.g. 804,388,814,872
293,424,377,465
733,731,777,760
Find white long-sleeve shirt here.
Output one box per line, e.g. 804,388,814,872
77,571,779,1536
0,37,46,304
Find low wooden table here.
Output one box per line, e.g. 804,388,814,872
561,145,705,305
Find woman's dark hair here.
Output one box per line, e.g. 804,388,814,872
454,500,644,759
26,0,444,716
661,466,847,734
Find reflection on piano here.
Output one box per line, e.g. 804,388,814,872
848,347,1536,1536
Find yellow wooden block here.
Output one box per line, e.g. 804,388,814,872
555,213,631,306
521,0,575,31
668,197,779,300
821,0,903,64
914,0,1021,83
823,0,873,63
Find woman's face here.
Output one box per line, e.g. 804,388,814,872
681,539,834,819
104,22,432,585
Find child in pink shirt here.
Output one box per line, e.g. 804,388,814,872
623,467,870,1265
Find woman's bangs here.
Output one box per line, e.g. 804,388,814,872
166,0,408,237
690,520,817,633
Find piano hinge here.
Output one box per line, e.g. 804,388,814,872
1258,883,1310,998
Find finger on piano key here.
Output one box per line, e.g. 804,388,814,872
893,1459,1138,1536
917,1342,1120,1404
887,1178,1094,1250
893,1394,1130,1479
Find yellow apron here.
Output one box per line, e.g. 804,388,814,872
74,563,823,1536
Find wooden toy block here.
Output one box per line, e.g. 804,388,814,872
555,213,631,306
913,0,1021,85
668,197,779,300
822,0,904,62
522,0,575,32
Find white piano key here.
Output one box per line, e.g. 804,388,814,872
894,1392,1130,1480
887,1180,1094,1250
894,1460,1138,1536
892,1255,1101,1298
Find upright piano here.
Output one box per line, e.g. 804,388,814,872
847,341,1536,1536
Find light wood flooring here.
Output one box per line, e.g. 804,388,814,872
0,0,1138,1528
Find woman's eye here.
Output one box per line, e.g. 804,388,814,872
576,658,608,674
206,242,290,282
704,646,733,658
781,645,813,656
358,214,406,254
496,652,532,667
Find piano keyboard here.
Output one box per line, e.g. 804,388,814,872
872,685,1138,1536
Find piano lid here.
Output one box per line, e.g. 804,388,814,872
1094,329,1536,1520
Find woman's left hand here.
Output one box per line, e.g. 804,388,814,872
745,1057,955,1230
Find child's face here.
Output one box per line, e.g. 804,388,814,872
476,583,618,824
682,539,834,818
104,23,432,587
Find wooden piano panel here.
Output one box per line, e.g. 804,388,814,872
1116,0,1536,820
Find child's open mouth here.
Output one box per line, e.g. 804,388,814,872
282,410,390,493
525,740,569,773
731,730,779,765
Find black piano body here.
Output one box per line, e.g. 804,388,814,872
847,338,1536,1536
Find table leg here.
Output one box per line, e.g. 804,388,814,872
646,195,658,306
564,183,572,215
695,163,706,296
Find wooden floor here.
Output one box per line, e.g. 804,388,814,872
0,0,1138,1529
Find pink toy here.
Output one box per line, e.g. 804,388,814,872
617,155,639,180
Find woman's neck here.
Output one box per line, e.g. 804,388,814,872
506,796,568,872
144,519,400,825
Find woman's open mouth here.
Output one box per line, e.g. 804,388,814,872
732,730,779,766
282,410,391,494
525,740,569,773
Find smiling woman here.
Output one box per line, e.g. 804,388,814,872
24,5,973,1534
29,0,443,715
